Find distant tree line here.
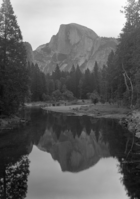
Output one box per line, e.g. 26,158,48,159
28,62,102,103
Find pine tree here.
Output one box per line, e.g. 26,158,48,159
100,65,108,102
82,68,92,98
115,0,140,106
75,65,82,98
106,51,115,100
121,0,140,34
69,65,77,96
52,64,61,80
0,0,28,115
93,61,100,94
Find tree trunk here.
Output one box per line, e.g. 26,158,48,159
122,63,134,107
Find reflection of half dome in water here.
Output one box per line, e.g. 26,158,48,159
37,128,110,172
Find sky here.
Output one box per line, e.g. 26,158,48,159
0,0,127,50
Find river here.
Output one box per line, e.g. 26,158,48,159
0,108,139,199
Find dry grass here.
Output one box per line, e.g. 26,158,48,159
43,103,130,119
88,104,129,114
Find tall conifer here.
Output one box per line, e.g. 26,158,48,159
0,0,28,115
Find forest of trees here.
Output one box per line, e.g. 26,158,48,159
28,62,102,103
0,0,140,117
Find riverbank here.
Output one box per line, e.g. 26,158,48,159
120,110,140,138
44,103,140,136
0,102,51,131
1,102,139,136
0,115,28,132
25,102,48,108
43,103,130,119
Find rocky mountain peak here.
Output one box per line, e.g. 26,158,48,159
33,23,118,73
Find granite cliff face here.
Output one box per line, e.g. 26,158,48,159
34,23,118,73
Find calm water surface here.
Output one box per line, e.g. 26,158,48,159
0,108,140,199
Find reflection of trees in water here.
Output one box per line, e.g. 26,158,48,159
0,118,32,199
0,155,30,199
98,118,140,198
46,113,82,138
45,112,140,198
38,113,114,172
99,119,128,158
118,136,140,199
16,110,140,198
100,118,140,199
0,109,49,199
1,109,140,198
45,112,104,139
45,112,127,147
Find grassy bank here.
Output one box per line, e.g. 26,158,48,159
43,103,130,119
0,115,28,132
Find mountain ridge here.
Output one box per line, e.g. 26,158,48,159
26,23,118,73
